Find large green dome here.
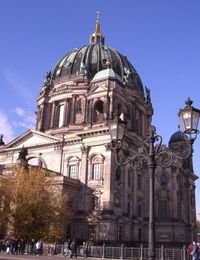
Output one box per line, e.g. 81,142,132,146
51,18,144,95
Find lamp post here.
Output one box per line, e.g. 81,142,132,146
178,98,200,243
109,113,195,260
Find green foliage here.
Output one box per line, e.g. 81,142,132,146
0,166,73,242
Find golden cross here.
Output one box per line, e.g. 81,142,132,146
96,11,101,21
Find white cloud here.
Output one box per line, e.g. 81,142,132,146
4,68,35,104
13,107,35,130
0,110,15,143
14,107,25,117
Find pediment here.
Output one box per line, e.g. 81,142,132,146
4,129,61,149
89,83,108,94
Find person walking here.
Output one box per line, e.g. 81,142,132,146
191,241,199,260
83,241,89,258
35,240,42,256
64,239,71,258
188,243,193,260
70,239,77,258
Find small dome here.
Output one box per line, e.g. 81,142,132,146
92,68,123,84
169,130,188,144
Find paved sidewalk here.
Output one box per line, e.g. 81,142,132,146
0,253,68,260
0,253,102,260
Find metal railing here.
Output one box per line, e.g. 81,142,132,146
40,243,190,260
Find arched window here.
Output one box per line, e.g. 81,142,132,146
69,165,77,178
93,100,104,123
65,156,80,179
92,163,101,179
88,153,105,181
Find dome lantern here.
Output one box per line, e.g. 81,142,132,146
90,11,105,45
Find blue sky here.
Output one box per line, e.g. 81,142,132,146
1,0,200,214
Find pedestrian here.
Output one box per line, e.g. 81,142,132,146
70,239,77,258
5,240,11,254
83,241,89,258
64,239,71,258
35,240,42,255
188,243,193,260
197,243,200,260
29,239,35,254
191,241,199,260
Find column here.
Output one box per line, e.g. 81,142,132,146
80,145,89,212
71,95,76,124
64,99,68,126
50,102,56,128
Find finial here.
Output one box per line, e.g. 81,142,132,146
96,11,100,22
90,11,105,45
185,97,193,107
178,125,180,131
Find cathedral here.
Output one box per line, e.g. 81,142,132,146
0,16,198,246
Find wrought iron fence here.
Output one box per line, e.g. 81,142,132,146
41,243,190,260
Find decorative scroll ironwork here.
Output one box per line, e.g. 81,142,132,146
111,125,192,170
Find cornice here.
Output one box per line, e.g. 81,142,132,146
77,127,109,138
0,129,110,154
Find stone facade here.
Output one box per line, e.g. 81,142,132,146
0,18,198,245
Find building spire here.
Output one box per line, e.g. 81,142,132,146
90,11,105,45
95,11,101,34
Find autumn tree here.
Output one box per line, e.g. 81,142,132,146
0,177,13,237
0,166,73,242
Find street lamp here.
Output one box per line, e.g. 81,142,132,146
109,117,193,260
178,98,200,139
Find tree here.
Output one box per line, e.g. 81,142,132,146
0,166,73,242
0,177,13,237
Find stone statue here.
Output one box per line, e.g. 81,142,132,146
80,62,87,75
124,67,131,81
0,134,5,145
18,146,28,162
44,71,51,84
145,86,151,102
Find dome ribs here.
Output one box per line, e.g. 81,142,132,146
71,47,85,77
80,44,91,76
86,44,95,79
109,48,124,79
50,42,144,96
